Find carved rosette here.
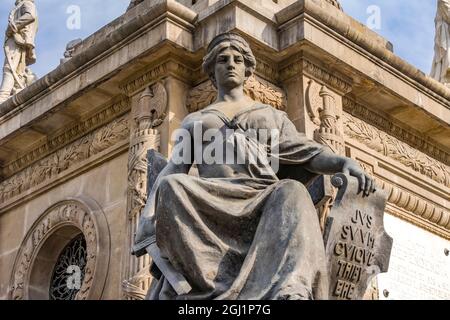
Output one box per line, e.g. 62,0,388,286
123,82,168,300
9,198,110,300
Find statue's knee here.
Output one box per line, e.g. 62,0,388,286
278,179,307,197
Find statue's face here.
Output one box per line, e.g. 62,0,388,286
214,46,247,90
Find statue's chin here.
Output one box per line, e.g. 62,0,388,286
220,79,243,90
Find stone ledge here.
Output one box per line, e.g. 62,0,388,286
0,0,197,118
276,0,450,103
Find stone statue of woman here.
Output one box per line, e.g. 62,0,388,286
0,0,38,103
431,0,450,85
133,33,375,300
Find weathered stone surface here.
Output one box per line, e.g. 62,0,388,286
324,173,393,300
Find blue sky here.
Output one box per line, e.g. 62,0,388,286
0,0,438,78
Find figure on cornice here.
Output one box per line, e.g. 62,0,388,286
431,0,450,86
127,0,145,11
0,0,38,103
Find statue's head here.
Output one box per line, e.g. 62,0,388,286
15,0,33,5
202,33,256,90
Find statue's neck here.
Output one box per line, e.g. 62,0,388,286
217,85,246,103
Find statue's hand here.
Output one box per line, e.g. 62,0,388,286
341,158,376,196
133,201,156,256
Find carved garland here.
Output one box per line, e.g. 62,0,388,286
343,98,449,165
186,76,287,112
343,112,450,188
3,98,130,178
0,115,130,204
280,58,352,94
9,199,110,300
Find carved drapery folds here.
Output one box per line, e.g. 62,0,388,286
9,199,110,300
123,82,168,300
186,75,287,112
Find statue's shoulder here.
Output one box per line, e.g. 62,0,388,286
180,111,203,130
255,103,288,119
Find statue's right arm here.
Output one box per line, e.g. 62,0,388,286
132,160,191,256
132,113,196,256
13,2,36,31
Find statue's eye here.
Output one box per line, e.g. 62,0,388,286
235,56,244,63
217,56,228,63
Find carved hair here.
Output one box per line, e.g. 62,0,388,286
202,33,256,88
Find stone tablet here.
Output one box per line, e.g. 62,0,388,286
323,173,393,300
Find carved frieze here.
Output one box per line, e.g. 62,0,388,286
343,112,450,188
0,115,130,204
343,98,449,166
2,98,130,179
280,58,352,95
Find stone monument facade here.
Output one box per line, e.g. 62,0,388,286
0,0,448,300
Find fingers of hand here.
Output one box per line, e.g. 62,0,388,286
357,173,365,195
364,175,372,197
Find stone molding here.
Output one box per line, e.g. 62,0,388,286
276,0,450,103
280,57,353,95
2,98,130,179
0,0,197,117
0,115,130,205
343,112,450,189
121,60,194,96
343,98,449,166
8,197,111,300
380,180,450,240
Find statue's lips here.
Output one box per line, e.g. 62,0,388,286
226,72,239,77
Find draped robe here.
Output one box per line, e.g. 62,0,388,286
143,103,329,300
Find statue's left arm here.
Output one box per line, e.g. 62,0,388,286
304,149,375,196
275,110,375,196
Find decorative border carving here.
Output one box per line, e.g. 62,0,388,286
380,180,450,239
280,58,352,94
9,198,111,300
343,97,449,165
123,83,167,300
343,112,450,188
2,98,130,178
121,60,194,96
0,115,130,204
186,76,287,112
